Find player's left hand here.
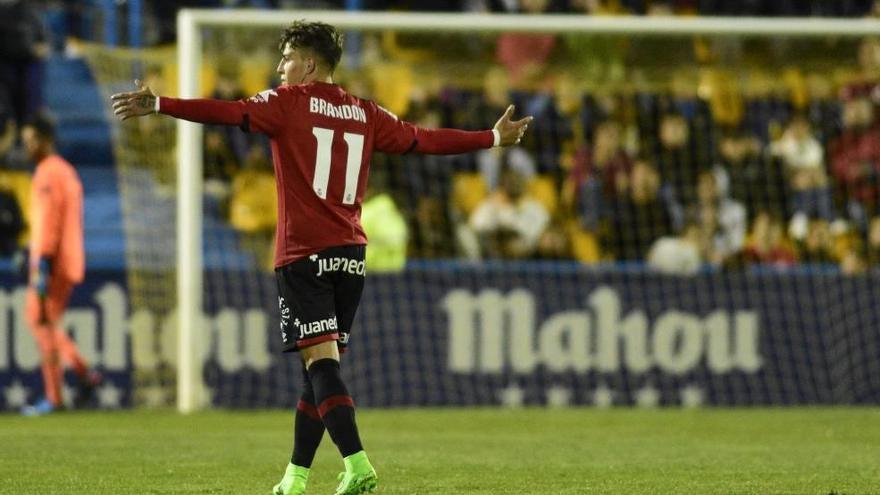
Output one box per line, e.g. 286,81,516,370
31,257,50,298
110,80,158,121
493,104,533,147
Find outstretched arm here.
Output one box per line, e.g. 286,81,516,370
111,80,285,133
375,104,533,155
111,80,246,126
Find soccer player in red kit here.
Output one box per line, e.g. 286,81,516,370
111,20,531,495
20,114,101,416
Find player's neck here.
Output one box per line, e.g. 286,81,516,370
35,147,55,163
304,71,333,85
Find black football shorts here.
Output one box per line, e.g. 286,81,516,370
275,245,366,353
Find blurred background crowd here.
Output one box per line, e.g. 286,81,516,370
1,0,880,275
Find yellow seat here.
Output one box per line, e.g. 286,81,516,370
567,219,601,264
528,175,558,218
699,68,743,128
367,62,414,117
451,173,488,218
229,170,276,233
0,170,32,245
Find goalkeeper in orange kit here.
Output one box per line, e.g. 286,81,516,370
20,114,101,416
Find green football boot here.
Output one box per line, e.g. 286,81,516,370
334,451,377,495
273,463,309,495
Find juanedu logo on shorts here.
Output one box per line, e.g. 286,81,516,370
294,315,339,339
310,254,365,277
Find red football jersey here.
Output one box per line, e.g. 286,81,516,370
159,81,494,267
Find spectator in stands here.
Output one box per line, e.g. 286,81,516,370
714,128,787,219
204,59,249,211
866,216,880,265
804,72,840,146
646,0,697,16
469,164,550,259
829,87,880,228
770,114,835,239
742,211,796,268
472,69,536,189
696,0,874,16
562,3,628,85
229,138,276,270
204,129,238,209
797,218,836,264
457,66,512,139
605,159,676,261
655,111,702,205
366,0,464,10
0,178,24,257
647,221,704,275
0,114,14,168
853,36,879,103
0,0,48,128
567,0,631,14
399,90,460,258
44,0,97,56
466,0,523,13
495,0,557,86
693,169,746,266
840,245,868,274
454,67,521,190
361,172,408,272
478,146,536,192
857,37,880,87
0,113,30,257
569,120,633,229
0,112,23,257
524,72,582,176
415,195,460,258
662,74,715,153
473,0,878,15
148,1,223,44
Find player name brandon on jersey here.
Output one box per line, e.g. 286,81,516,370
309,96,367,123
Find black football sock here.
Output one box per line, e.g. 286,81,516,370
308,358,364,457
291,364,325,467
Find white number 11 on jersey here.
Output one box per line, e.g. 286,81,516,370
311,127,365,205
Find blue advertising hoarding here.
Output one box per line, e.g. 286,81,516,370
2,265,879,410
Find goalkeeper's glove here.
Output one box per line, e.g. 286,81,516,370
31,257,50,298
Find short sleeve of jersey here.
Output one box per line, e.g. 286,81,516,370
242,88,294,136
372,103,418,154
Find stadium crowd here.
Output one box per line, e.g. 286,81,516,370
2,1,880,275
148,0,880,18
204,29,880,274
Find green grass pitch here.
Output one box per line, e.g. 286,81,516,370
1,408,878,494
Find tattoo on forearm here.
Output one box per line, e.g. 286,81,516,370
135,95,155,111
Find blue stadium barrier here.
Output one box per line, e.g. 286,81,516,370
1,264,878,410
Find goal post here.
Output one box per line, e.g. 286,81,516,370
174,9,880,413
176,9,203,414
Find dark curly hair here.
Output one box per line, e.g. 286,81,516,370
24,112,56,143
279,20,343,73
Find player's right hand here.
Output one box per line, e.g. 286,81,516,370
493,105,533,147
110,80,158,121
